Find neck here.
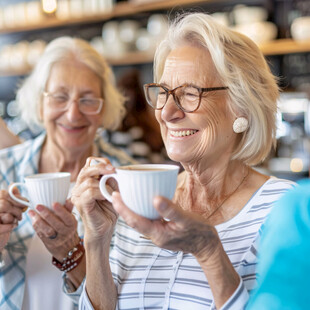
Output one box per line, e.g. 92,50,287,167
39,138,93,181
175,161,249,217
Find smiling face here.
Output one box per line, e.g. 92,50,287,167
155,45,236,166
41,60,104,154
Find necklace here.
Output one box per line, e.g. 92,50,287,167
206,166,249,220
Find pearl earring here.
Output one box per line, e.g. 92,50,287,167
233,117,248,133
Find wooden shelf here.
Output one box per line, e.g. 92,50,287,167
1,39,310,77
0,0,220,34
259,38,310,56
107,50,154,66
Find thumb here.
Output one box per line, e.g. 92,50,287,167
64,198,74,212
153,196,184,222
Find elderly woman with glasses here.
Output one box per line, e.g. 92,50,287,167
72,13,295,310
0,37,135,310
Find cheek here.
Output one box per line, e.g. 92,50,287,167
42,109,60,124
89,114,103,129
154,110,161,123
41,103,61,122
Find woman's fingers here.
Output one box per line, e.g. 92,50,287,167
31,203,77,234
112,192,155,234
0,222,17,234
29,208,56,238
0,190,26,220
0,213,18,224
7,187,29,207
76,157,115,184
153,196,186,223
64,199,74,213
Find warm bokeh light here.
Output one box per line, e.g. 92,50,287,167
290,158,303,173
41,0,57,14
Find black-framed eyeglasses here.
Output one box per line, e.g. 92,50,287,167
43,91,104,115
143,83,229,113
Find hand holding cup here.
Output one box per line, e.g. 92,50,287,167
8,172,71,211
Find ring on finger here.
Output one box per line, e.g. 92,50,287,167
48,232,58,240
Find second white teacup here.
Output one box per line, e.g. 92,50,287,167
99,164,179,220
8,172,71,210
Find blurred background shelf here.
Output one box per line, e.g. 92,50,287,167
0,0,221,34
1,39,310,76
0,0,309,178
260,38,310,55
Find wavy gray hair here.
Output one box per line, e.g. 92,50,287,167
16,36,126,131
154,13,279,165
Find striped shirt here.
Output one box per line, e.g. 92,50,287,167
79,178,295,310
0,132,135,310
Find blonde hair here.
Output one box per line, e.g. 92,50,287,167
16,36,126,131
154,13,279,165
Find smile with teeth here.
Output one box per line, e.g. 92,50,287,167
170,129,198,137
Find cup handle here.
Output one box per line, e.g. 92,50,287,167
8,183,31,208
99,174,118,203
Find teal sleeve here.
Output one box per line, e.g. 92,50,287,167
247,179,310,310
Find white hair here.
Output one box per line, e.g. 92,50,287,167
154,13,279,165
16,36,126,131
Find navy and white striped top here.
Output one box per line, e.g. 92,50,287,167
79,177,295,310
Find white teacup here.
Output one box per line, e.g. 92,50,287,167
99,164,179,220
8,172,71,210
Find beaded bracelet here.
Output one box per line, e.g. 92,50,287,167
52,238,84,273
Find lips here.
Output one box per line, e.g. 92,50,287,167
170,129,198,137
58,123,87,132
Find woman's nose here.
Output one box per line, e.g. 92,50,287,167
160,94,184,121
65,99,83,120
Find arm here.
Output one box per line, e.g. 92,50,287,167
0,117,21,149
71,157,119,309
112,193,245,309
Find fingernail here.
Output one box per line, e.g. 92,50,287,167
28,210,35,218
36,205,44,212
90,159,99,166
106,164,114,171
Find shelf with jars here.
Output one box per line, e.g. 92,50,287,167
0,0,217,34
1,38,310,77
0,1,310,76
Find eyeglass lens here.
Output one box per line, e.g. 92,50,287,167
147,85,201,112
46,93,102,115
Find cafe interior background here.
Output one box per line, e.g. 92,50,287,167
0,0,309,180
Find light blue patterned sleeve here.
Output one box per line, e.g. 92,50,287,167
219,277,249,310
79,282,94,310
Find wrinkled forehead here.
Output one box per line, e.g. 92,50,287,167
160,45,220,86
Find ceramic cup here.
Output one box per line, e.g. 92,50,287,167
99,164,179,220
8,172,71,210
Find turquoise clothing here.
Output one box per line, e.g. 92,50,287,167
247,179,310,310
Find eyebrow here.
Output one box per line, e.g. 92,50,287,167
159,82,203,89
49,87,97,96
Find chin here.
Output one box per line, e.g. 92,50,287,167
166,150,187,163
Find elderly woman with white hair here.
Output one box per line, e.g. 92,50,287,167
73,13,295,310
0,37,134,309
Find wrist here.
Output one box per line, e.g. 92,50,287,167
52,238,84,273
193,228,222,265
84,230,113,249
